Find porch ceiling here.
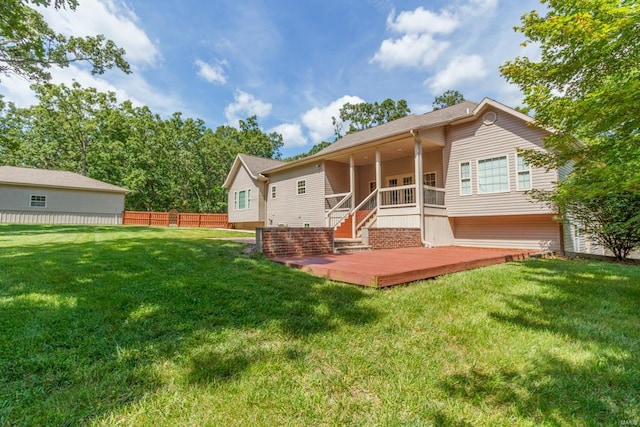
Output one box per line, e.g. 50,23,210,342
326,137,442,166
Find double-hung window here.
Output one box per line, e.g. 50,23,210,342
297,180,306,195
423,172,436,187
459,162,471,195
477,156,509,193
234,189,251,210
516,153,532,190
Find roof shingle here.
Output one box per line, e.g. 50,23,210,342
0,166,130,193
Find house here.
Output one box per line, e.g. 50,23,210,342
222,154,286,229
223,98,565,252
0,166,130,225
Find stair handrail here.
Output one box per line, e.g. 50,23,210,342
353,189,378,236
325,192,353,228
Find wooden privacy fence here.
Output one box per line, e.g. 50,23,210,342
122,211,229,228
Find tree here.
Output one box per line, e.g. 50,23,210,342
432,90,465,110
0,0,130,82
333,98,410,139
284,141,332,161
500,0,640,259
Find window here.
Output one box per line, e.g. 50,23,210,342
271,185,277,199
403,176,414,204
297,180,306,195
477,156,509,193
516,153,532,190
303,222,310,228
235,189,251,210
369,181,376,194
238,190,247,209
30,194,47,207
459,162,471,195
423,172,436,187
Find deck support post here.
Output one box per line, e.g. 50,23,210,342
414,132,425,242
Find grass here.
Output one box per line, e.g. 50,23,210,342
0,224,638,426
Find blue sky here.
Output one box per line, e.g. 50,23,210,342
0,0,543,157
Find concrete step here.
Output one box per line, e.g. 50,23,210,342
334,244,372,254
334,238,371,254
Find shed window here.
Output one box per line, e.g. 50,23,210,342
459,162,471,196
478,156,509,193
30,194,46,208
297,180,306,195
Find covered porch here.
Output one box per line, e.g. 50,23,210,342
323,128,449,242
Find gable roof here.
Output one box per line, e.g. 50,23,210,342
0,166,130,194
261,101,479,174
221,153,286,189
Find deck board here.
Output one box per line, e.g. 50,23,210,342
271,246,535,287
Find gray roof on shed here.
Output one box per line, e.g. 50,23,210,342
0,166,130,194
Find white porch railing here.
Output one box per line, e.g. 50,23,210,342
353,189,378,237
423,185,446,207
380,184,415,207
325,192,352,228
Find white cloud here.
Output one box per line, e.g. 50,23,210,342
269,123,308,148
387,7,459,35
372,34,449,69
301,95,365,143
37,0,159,68
194,59,227,84
224,90,272,125
425,55,488,94
371,6,459,69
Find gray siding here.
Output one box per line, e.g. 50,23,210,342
0,184,124,224
453,214,561,251
324,161,349,195
266,162,325,227
227,165,262,224
444,110,556,217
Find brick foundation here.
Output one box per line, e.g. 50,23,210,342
367,228,422,250
257,227,334,258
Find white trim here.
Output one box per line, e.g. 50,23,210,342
29,194,47,208
515,152,532,191
459,162,472,196
476,154,510,194
296,179,306,195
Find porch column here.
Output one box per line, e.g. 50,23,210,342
350,154,356,238
349,154,355,210
414,133,425,241
375,148,382,208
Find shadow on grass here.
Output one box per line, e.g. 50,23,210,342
438,258,640,426
0,227,377,424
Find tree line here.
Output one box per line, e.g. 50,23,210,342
0,83,283,213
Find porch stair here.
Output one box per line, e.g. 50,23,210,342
334,210,375,239
334,238,371,254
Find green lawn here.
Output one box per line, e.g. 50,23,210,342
0,225,638,426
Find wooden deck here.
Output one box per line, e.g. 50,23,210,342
271,246,536,287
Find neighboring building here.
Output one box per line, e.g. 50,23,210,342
223,98,568,252
222,154,286,229
0,166,129,225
